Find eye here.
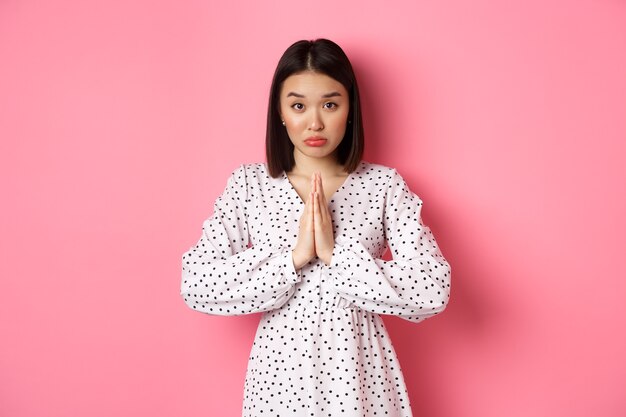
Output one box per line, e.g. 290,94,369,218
323,102,337,110
291,103,304,111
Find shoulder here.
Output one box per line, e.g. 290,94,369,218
226,162,266,176
358,160,401,182
241,162,275,182
226,162,275,188
361,161,422,204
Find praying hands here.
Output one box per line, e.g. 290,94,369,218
291,172,336,269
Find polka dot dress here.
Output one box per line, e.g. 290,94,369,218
181,160,451,417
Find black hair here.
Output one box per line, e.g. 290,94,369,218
265,38,364,178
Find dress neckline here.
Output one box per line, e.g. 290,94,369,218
281,160,363,205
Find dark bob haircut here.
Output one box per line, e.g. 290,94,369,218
265,38,364,178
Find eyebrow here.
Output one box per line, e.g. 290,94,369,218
286,91,343,98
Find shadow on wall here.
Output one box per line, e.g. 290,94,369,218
384,225,505,417
350,59,386,161
349,41,504,417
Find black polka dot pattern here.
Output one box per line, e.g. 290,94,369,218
181,160,452,416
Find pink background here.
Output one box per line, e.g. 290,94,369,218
1,0,625,416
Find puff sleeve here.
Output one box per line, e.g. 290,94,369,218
325,169,451,323
180,164,301,315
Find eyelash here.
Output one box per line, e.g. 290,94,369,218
291,102,338,111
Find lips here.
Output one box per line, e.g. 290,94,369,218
304,137,327,147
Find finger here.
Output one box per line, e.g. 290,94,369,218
317,175,330,222
318,173,328,207
318,191,330,229
316,187,327,224
313,191,321,228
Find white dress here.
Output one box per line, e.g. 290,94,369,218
180,160,451,417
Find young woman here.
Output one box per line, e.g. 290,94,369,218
180,38,451,417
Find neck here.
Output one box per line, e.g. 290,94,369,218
292,149,346,177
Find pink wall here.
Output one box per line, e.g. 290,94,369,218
1,0,625,416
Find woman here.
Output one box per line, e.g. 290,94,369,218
180,38,451,417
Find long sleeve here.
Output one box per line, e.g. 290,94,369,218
180,164,301,316
325,168,451,323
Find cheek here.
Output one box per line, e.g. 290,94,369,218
285,115,306,129
331,110,349,130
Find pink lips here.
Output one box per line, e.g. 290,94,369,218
304,137,327,147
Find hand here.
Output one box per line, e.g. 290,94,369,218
312,173,335,265
291,172,336,269
291,175,316,270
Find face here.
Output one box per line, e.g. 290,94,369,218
279,71,350,163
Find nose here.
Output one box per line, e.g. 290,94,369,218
309,110,324,131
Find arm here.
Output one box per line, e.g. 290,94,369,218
180,164,301,316
325,169,451,323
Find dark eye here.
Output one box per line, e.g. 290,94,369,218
324,102,337,110
291,103,304,111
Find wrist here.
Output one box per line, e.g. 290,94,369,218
291,250,309,270
318,250,333,266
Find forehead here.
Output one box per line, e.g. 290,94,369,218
280,71,347,96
